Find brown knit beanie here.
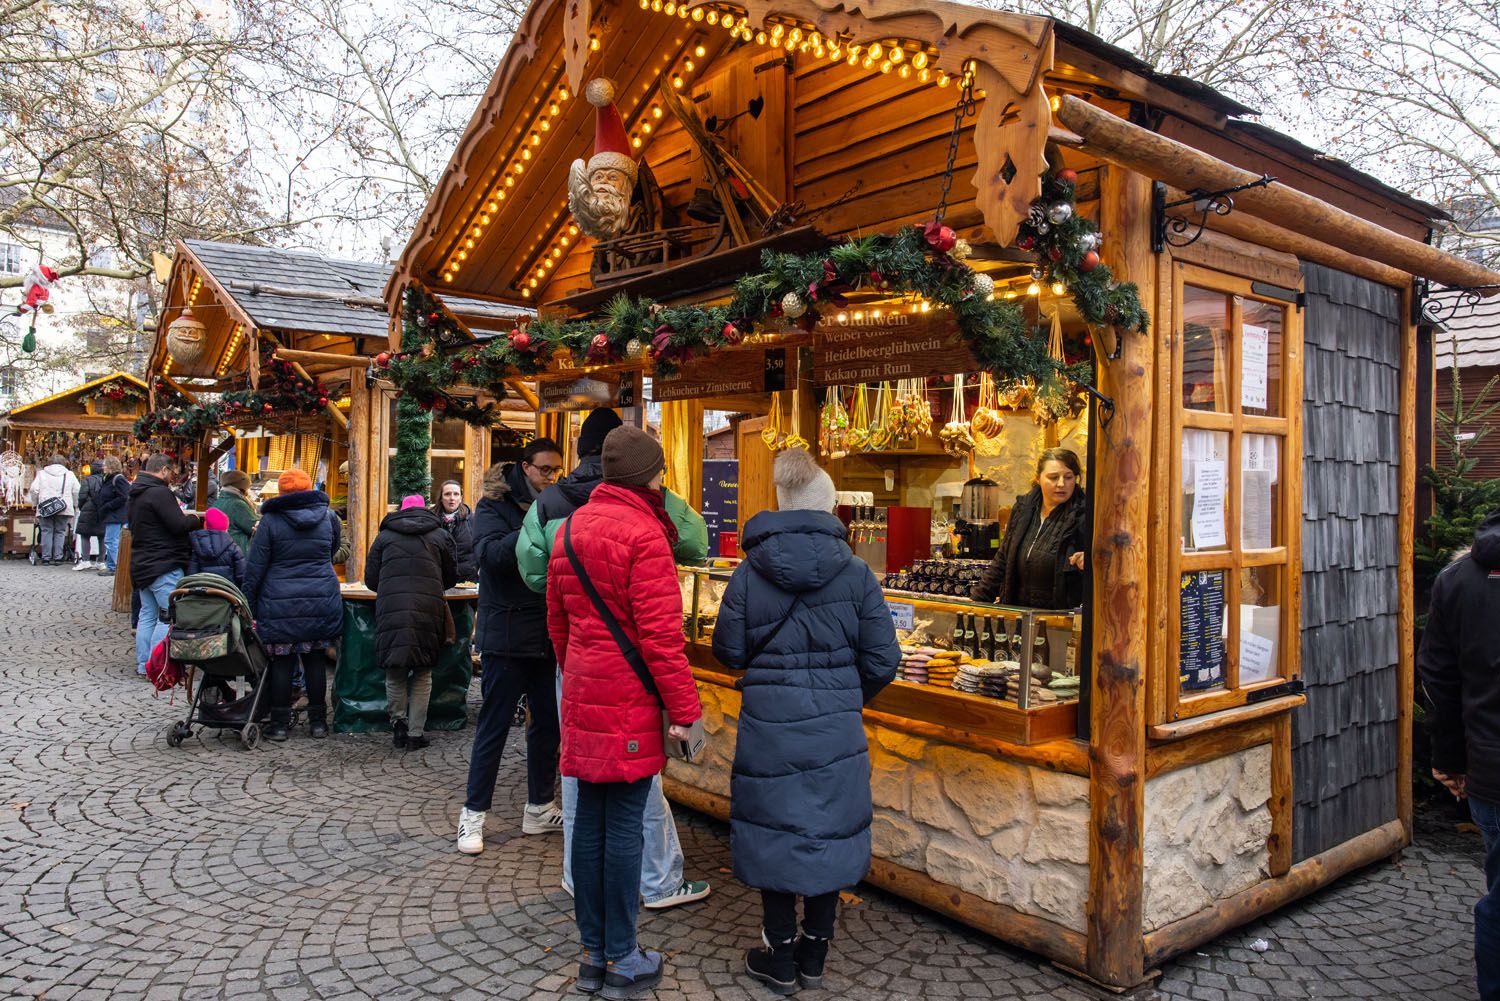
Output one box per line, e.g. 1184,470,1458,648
222,469,251,492
601,426,665,488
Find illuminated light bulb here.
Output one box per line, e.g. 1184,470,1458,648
755,31,767,44
936,72,949,87
920,301,931,313
514,160,524,173
504,175,515,187
828,43,841,59
531,132,541,145
706,10,718,23
487,200,498,211
862,57,874,69
786,37,797,51
684,59,695,70
480,213,490,224
443,271,454,282
641,121,652,133
651,0,661,10
898,64,911,78
457,250,468,261
540,118,550,131
719,12,731,27
589,34,600,50
536,266,546,278
558,86,569,99
890,46,903,62
918,67,929,82
465,238,475,249
847,50,858,65
552,248,563,258
568,224,579,235
542,258,553,269
770,23,783,38
692,7,703,20
872,309,882,319
672,75,684,88
520,288,531,298
664,2,675,13
550,102,560,114
522,147,532,160
1027,282,1040,296
868,42,882,59
472,225,482,236
680,5,690,16
788,27,801,43
913,51,928,69
631,136,643,147
694,43,706,56
880,60,891,73
1051,282,1066,296
652,104,662,118
852,311,864,321
641,0,649,8
1005,290,1019,299
560,236,570,246
528,278,538,288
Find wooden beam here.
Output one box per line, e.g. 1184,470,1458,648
1397,287,1417,843
660,777,1090,972
1085,164,1154,990
1170,191,1411,289
1145,718,1273,780
1269,714,1293,876
505,380,540,411
345,368,370,581
274,348,375,369
1056,96,1500,292
1146,694,1307,742
1142,820,1406,969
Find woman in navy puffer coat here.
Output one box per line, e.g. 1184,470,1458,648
712,448,900,994
244,470,344,741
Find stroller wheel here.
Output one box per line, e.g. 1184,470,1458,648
241,723,262,750
167,723,189,747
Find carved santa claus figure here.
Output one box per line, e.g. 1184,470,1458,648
567,78,639,241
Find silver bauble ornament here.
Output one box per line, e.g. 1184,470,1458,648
1079,231,1099,251
970,273,996,297
625,338,645,359
1036,221,1050,235
781,292,808,319
1047,202,1074,224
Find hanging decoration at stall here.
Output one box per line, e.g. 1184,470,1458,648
819,390,851,459
79,378,147,411
13,264,59,353
165,307,208,365
133,349,329,442
759,394,808,453
940,375,975,456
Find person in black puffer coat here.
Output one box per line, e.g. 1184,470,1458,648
435,479,478,582
244,468,344,741
73,463,106,570
712,449,900,994
188,508,247,588
365,495,457,751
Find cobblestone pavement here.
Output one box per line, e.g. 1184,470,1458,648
0,560,1486,1001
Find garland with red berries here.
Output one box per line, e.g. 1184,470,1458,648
133,348,332,442
379,170,1147,428
80,378,146,408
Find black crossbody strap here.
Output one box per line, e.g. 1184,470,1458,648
563,516,664,708
740,576,802,670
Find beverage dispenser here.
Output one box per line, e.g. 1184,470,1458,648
955,477,1002,560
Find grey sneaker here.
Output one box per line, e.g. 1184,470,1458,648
642,879,711,910
521,801,563,836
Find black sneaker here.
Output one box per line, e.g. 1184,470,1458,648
406,734,430,751
309,721,328,739
266,723,290,742
392,718,408,748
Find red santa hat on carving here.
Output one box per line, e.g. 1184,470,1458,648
584,78,638,182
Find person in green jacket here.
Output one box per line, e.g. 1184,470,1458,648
515,407,713,914
211,469,259,556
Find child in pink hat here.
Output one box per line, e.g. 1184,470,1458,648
188,506,247,588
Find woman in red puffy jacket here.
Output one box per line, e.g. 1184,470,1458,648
547,425,702,999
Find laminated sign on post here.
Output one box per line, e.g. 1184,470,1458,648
539,372,641,411
812,311,978,386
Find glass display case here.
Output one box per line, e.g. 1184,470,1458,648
677,563,738,644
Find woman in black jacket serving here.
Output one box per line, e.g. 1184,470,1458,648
970,448,1088,609
436,480,477,582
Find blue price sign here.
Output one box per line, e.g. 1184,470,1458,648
887,600,915,632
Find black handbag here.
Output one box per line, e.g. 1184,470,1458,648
563,517,706,763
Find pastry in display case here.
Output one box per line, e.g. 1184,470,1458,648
677,563,738,643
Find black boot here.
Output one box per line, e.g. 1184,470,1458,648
793,933,830,989
392,718,408,748
267,710,290,743
745,931,797,995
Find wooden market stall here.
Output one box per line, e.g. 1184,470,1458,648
386,0,1500,989
0,371,150,557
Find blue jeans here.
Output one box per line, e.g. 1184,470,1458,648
1472,796,1500,1001
135,569,183,674
559,672,684,902
104,524,122,571
573,777,651,962
464,654,559,812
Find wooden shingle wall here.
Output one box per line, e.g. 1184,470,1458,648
1294,263,1402,861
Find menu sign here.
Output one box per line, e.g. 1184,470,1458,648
651,347,791,402
812,311,978,386
700,459,739,555
538,371,641,411
1179,570,1226,692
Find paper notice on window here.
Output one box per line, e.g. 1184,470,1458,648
1242,323,1269,410
1190,460,1227,549
1241,468,1274,550
1240,629,1276,683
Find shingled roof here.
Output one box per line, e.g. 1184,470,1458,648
183,240,391,340
1431,286,1500,369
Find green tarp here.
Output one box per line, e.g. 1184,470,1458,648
333,599,476,733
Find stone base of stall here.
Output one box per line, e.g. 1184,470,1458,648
665,678,1282,973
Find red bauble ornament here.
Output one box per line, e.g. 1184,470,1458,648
428,311,440,326
1048,247,1063,262
375,351,392,367
263,403,274,412
721,322,742,345
1078,250,1101,272
511,331,531,351
1057,168,1078,184
591,334,609,349
923,219,957,253
433,397,448,411
1018,235,1036,251
317,397,329,408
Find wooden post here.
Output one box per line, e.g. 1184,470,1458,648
1397,287,1417,844
346,368,369,581
1084,164,1154,989
1269,713,1293,875
194,432,212,511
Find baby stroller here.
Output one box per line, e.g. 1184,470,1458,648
164,573,271,749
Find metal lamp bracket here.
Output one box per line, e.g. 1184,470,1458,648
1417,278,1500,325
1151,176,1276,253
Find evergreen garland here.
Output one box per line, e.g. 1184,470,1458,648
372,173,1150,429
134,348,331,442
390,393,433,499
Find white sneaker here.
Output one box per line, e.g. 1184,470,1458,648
456,808,485,855
521,801,564,835
72,560,90,571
